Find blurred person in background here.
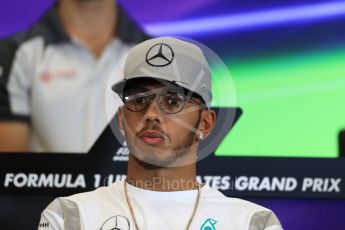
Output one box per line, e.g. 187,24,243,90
0,0,149,153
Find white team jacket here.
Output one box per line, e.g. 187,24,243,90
38,180,283,230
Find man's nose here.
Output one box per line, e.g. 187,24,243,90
143,98,163,123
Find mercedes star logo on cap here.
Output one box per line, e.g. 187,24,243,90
146,43,174,67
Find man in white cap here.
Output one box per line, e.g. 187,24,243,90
38,37,282,230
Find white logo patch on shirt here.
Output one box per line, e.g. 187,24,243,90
40,69,77,83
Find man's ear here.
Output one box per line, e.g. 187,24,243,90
199,109,216,139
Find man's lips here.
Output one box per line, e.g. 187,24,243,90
139,130,165,145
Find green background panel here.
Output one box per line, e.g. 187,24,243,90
213,47,345,157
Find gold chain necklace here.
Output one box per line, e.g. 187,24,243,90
124,180,201,230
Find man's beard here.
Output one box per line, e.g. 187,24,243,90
131,130,197,169
128,113,201,169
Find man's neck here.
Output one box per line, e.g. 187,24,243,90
126,155,199,192
58,0,117,57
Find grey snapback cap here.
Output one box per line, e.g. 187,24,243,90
111,37,212,108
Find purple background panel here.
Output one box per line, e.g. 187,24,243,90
251,198,345,229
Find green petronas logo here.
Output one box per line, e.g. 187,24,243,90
200,218,217,230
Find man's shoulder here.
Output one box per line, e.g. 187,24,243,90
41,182,121,219
204,185,268,211
204,185,282,229
63,182,121,206
39,182,123,229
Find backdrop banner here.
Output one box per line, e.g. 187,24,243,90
0,114,344,199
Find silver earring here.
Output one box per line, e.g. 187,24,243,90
199,133,204,140
120,129,125,136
